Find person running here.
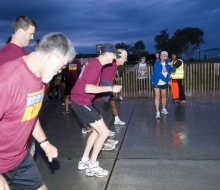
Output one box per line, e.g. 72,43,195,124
93,49,127,150
0,32,76,190
70,43,121,178
151,51,176,119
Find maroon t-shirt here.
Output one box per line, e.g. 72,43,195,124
71,58,102,105
95,61,118,101
0,57,44,173
0,43,29,65
101,61,118,81
64,60,81,84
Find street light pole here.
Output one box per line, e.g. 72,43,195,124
198,46,200,60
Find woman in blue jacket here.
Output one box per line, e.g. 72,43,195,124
151,51,176,119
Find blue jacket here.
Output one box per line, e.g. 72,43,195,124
151,59,176,85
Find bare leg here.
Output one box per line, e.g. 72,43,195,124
65,95,70,111
154,88,160,112
161,89,167,109
37,184,48,190
110,96,118,117
82,119,109,164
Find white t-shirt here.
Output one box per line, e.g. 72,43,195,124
157,62,168,85
138,63,148,79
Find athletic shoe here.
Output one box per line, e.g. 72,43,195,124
161,109,169,115
101,143,115,151
48,92,53,99
114,120,126,125
62,110,69,115
105,139,118,146
119,97,123,101
55,91,59,98
86,162,109,177
44,97,50,102
109,130,116,137
78,160,89,170
61,103,65,106
81,128,92,134
156,112,161,119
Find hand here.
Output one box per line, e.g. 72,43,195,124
42,143,58,162
112,85,122,93
0,175,10,190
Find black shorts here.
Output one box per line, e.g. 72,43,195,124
2,150,44,190
71,100,101,124
93,100,113,127
65,83,74,95
153,84,168,89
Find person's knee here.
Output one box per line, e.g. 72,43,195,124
37,184,48,190
101,127,109,139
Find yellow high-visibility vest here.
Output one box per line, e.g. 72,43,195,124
171,59,184,79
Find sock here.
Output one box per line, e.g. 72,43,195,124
89,162,96,168
81,157,89,162
115,116,119,121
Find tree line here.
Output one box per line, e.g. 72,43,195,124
5,27,204,60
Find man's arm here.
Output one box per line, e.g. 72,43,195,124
32,119,58,162
85,84,121,94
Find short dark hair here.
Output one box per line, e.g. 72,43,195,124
12,15,37,34
172,52,182,59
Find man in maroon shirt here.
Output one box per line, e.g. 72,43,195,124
0,15,37,158
0,33,76,190
71,43,122,178
93,49,127,149
0,15,36,65
61,59,81,115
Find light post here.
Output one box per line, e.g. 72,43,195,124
198,46,200,60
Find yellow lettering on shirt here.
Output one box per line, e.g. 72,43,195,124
21,89,44,122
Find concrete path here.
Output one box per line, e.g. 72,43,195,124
35,98,220,190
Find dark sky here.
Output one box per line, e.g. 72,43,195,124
0,0,219,56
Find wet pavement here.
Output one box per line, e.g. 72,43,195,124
35,98,220,190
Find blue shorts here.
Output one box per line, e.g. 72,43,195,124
2,150,44,190
153,84,168,89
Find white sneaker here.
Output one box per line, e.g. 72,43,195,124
156,112,161,119
114,120,125,125
86,162,109,177
105,139,118,146
161,109,169,115
119,97,123,101
81,128,92,134
78,160,89,170
109,130,116,137
101,143,115,151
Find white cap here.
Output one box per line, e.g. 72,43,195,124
161,51,168,56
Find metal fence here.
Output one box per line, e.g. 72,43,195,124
115,63,220,98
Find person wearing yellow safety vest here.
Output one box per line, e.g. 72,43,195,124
170,53,186,104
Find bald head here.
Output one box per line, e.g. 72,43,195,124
116,49,127,66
